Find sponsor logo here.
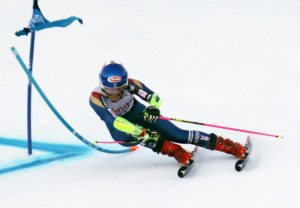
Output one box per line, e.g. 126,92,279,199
138,89,148,98
108,76,122,82
111,101,132,115
200,135,210,141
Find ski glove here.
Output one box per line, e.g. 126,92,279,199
143,94,162,123
143,106,160,123
137,128,160,147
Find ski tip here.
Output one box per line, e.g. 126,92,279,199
235,162,242,172
277,135,284,139
178,166,188,178
178,171,184,178
130,146,139,152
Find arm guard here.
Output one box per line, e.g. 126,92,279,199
127,78,162,107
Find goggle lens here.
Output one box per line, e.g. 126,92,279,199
103,85,126,96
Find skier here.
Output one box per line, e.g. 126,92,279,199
90,61,246,165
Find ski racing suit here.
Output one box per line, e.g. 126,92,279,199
89,78,217,151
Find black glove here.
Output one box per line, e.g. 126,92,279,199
143,106,160,123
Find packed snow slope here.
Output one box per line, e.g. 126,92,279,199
0,0,299,208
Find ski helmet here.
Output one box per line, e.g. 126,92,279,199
99,61,128,95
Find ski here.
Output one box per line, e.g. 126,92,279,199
235,136,252,172
177,146,199,178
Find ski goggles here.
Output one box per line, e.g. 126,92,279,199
102,85,126,97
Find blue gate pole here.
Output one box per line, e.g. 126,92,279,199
27,0,38,155
27,31,36,155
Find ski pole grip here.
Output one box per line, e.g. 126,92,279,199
159,116,171,121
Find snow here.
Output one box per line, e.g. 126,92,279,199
1,0,299,208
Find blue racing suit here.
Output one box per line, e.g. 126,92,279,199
90,79,216,150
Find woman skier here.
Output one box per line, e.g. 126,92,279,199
90,61,246,165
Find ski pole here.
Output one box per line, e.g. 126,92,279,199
159,116,283,139
94,140,139,151
95,140,139,144
95,141,125,144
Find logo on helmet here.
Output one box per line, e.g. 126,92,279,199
108,76,122,82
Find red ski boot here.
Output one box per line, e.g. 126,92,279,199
160,140,192,165
214,136,247,159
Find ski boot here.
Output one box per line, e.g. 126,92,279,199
113,116,192,165
213,134,247,159
159,140,192,165
139,130,192,165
